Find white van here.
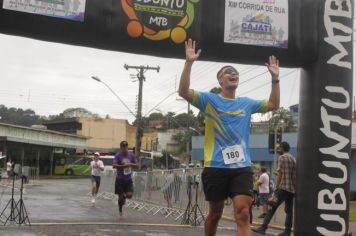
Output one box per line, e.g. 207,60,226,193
100,155,115,172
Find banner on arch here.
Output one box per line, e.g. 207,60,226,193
224,0,288,48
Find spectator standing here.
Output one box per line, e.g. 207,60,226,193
253,142,296,236
253,167,260,208
257,167,270,218
6,159,13,184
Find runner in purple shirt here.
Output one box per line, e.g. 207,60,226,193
112,141,138,219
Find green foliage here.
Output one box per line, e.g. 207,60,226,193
0,105,102,127
268,107,296,132
137,109,200,132
350,212,356,222
172,131,189,154
148,112,164,120
49,107,100,120
0,105,41,126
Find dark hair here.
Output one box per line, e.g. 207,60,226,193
280,141,290,152
216,66,238,79
261,167,267,173
120,141,128,147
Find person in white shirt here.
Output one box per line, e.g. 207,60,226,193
90,152,104,205
257,167,270,218
6,159,13,184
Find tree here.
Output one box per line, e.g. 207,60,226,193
61,108,100,118
148,112,164,120
48,107,100,120
0,105,41,126
171,131,189,155
269,107,296,132
172,112,198,129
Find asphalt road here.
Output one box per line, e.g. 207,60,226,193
0,178,284,235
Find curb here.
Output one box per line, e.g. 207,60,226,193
30,222,193,228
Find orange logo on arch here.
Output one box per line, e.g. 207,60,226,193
121,0,200,44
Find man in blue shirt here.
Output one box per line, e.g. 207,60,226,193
178,39,280,236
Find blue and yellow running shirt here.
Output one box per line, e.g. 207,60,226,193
191,90,268,169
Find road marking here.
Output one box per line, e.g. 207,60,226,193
31,221,193,228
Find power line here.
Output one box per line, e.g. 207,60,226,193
239,69,298,96
91,76,136,118
144,91,177,117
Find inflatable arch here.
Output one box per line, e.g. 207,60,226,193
0,0,353,234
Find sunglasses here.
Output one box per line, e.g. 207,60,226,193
222,67,238,75
218,67,239,78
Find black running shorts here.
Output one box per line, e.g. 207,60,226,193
115,179,134,195
91,175,101,188
201,167,253,202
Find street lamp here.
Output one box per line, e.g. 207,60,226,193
189,127,201,135
91,76,136,118
91,76,142,165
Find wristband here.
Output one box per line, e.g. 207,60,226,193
272,79,280,84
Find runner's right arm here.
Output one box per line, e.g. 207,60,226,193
178,38,201,103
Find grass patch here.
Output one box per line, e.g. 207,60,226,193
350,212,356,222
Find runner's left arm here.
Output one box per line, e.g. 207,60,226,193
266,55,280,111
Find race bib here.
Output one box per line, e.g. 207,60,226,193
123,167,132,175
222,145,245,165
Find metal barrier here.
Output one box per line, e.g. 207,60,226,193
90,168,280,226
96,168,209,224
96,169,117,202
0,167,39,188
27,167,39,185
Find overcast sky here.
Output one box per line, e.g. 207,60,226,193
0,30,354,124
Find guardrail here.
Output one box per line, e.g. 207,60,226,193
97,168,208,225
0,166,39,187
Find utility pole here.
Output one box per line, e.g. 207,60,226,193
124,64,160,166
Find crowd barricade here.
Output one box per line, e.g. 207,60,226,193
97,169,117,201
93,167,279,226
28,167,39,185
96,167,209,224
0,167,39,192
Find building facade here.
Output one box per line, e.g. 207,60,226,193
0,122,87,175
43,117,136,151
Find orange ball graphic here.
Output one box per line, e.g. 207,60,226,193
171,27,187,44
127,20,143,38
